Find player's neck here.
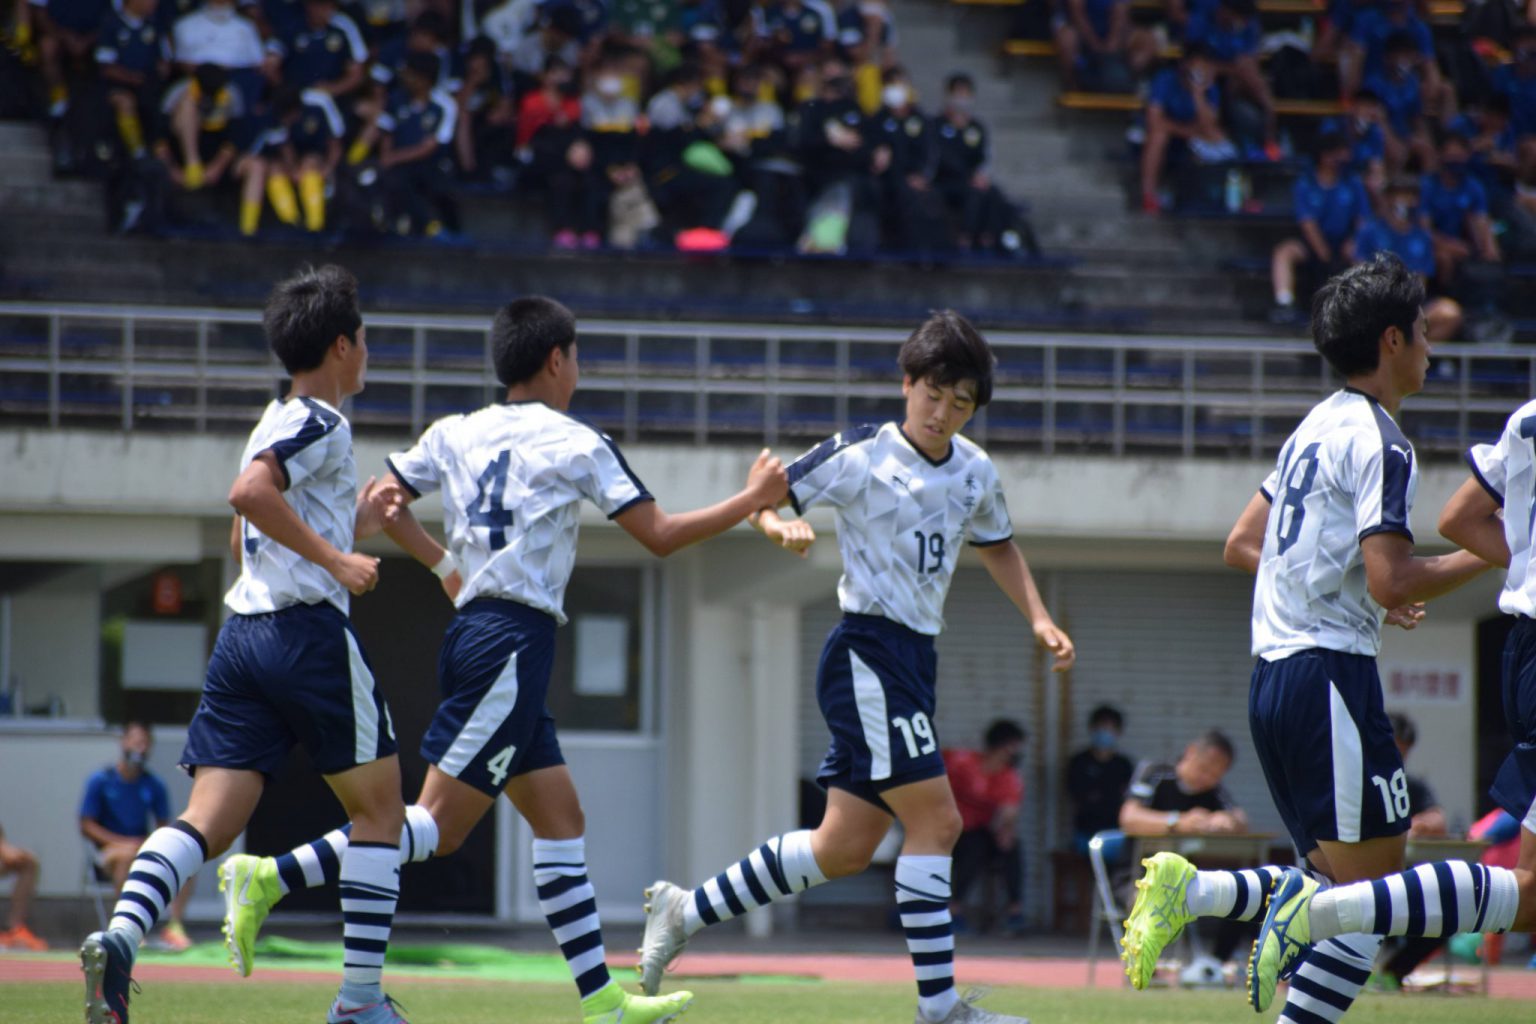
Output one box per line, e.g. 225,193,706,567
503,383,565,410
287,369,344,409
1344,374,1403,418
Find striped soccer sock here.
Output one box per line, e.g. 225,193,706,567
337,841,399,1006
1310,861,1521,941
533,837,609,998
1185,866,1285,920
275,805,438,894
1278,933,1381,1024
108,820,207,946
896,855,958,1023
682,829,828,935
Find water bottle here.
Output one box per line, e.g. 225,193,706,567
1224,168,1243,213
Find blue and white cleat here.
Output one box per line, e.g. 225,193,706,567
1247,867,1320,1013
80,929,137,1024
327,995,410,1023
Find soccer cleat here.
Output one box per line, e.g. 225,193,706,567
637,880,691,996
581,980,693,1024
327,995,409,1023
220,853,284,977
1248,867,1319,1013
81,929,136,1024
917,988,1030,1024
1119,851,1197,990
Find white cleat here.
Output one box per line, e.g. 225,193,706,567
637,880,691,996
917,989,1030,1024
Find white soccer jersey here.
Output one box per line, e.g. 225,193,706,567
1252,388,1418,660
788,422,1013,636
1467,399,1536,618
226,397,357,615
387,401,652,623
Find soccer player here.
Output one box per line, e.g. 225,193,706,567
637,310,1075,1024
1246,387,1536,1009
79,264,411,1024
1119,254,1490,1024
221,295,787,1024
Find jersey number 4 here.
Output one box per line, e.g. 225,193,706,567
1274,441,1321,555
468,450,514,550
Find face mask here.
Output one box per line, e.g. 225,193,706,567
1090,729,1118,751
595,74,623,98
882,83,909,108
709,95,733,118
125,749,148,767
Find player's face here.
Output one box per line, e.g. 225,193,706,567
552,339,580,410
340,324,369,397
901,375,976,457
1393,311,1430,396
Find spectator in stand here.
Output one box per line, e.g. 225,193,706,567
794,56,880,251
1361,30,1437,171
643,62,739,234
1492,25,1536,181
1270,131,1370,323
1387,711,1447,838
372,12,456,97
944,720,1029,936
527,67,604,247
171,0,265,75
1345,0,1447,113
479,0,542,62
836,0,895,70
1064,704,1134,853
245,84,342,233
95,0,171,158
272,0,365,95
1186,0,1273,144
544,0,608,49
872,65,947,250
1355,180,1465,338
510,3,584,86
351,0,403,47
80,722,190,952
375,50,457,235
1312,0,1371,69
0,823,45,951
31,0,113,116
934,72,1029,254
1421,130,1500,284
1321,89,1389,194
1051,0,1156,92
1453,95,1518,193
717,61,805,247
583,56,646,244
517,56,580,153
155,61,250,189
1139,42,1235,214
759,0,835,74
454,35,516,181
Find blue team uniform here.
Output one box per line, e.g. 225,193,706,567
94,10,170,81
1349,8,1433,79
1492,65,1536,138
79,767,170,839
275,13,366,89
1362,69,1422,137
1149,67,1221,126
1353,216,1435,276
1420,171,1487,239
1293,171,1370,250
255,89,344,157
1320,115,1386,173
1186,11,1260,61
763,0,832,53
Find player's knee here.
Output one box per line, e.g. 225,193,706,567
932,807,965,850
817,845,873,879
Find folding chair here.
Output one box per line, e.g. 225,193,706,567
82,841,114,930
1085,830,1127,986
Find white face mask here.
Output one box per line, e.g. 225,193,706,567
595,74,623,98
882,83,909,108
709,95,733,118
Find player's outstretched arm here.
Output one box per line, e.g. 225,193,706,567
354,475,404,540
1438,475,1510,569
974,540,1075,672
228,452,379,595
1359,531,1492,610
379,497,462,601
748,506,816,557
1223,490,1271,574
614,448,788,558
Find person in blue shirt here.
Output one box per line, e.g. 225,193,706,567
1185,0,1272,143
242,85,345,234
1361,30,1435,171
373,50,458,235
33,0,114,115
79,722,192,951
1270,131,1370,322
1355,176,1465,339
761,0,835,73
1321,89,1390,195
1421,131,1500,284
1493,26,1536,183
1451,95,1518,191
1139,42,1235,213
95,0,170,157
1052,0,1156,91
1344,0,1441,102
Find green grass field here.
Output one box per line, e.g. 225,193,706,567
11,978,1508,1024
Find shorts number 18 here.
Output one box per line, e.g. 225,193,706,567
1370,768,1411,824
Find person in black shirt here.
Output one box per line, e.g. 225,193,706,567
643,62,739,234
793,56,881,252
871,65,948,252
1065,704,1135,853
932,72,1031,256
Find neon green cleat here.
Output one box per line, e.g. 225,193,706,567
1119,851,1197,990
581,980,693,1024
1248,867,1319,1013
219,854,284,978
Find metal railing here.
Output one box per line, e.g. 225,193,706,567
1,302,1530,457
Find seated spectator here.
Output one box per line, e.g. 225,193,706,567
872,65,948,251
1421,130,1500,284
32,0,113,116
95,0,171,158
1321,90,1389,192
1139,43,1235,214
1052,0,1155,92
516,56,580,153
1492,26,1536,182
717,62,805,247
527,73,603,247
245,84,342,233
1065,703,1134,853
371,12,456,96
1361,30,1435,170
1345,0,1445,111
543,0,607,49
1452,95,1518,193
643,62,739,234
933,72,1030,254
0,822,45,950
583,57,647,245
453,35,516,181
172,0,264,75
271,0,365,96
944,719,1028,935
510,3,583,86
373,50,457,235
1388,711,1446,838
80,722,190,952
351,0,402,47
479,0,541,62
154,61,251,189
795,56,880,252
1354,178,1464,339
1271,131,1370,323
758,0,835,74
1186,0,1272,144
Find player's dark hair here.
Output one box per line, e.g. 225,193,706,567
491,296,577,386
1310,255,1424,378
263,264,362,374
1196,729,1235,764
984,719,1027,749
1088,704,1124,731
945,71,974,93
898,310,995,406
1388,711,1417,747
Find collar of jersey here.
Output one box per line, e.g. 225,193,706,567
896,424,953,467
1341,385,1381,405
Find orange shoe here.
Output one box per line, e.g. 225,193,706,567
158,920,192,952
0,925,49,951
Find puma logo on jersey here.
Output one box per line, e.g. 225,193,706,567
1389,444,1411,463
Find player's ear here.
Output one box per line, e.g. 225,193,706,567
901,374,913,396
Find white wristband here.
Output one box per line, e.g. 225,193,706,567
430,550,458,580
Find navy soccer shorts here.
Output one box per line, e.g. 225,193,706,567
1492,617,1536,834
181,602,398,779
1249,648,1408,854
815,613,948,812
419,598,565,797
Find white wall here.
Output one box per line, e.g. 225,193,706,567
8,570,101,719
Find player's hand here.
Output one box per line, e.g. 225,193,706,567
746,448,789,506
1175,807,1213,833
1205,811,1241,834
330,551,380,595
1034,620,1075,672
1385,602,1426,630
355,476,404,539
772,517,816,557
441,568,462,602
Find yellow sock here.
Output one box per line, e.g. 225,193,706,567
346,138,371,165
184,161,204,189
116,110,144,155
239,198,260,236
47,83,66,112
298,170,325,231
266,174,299,224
